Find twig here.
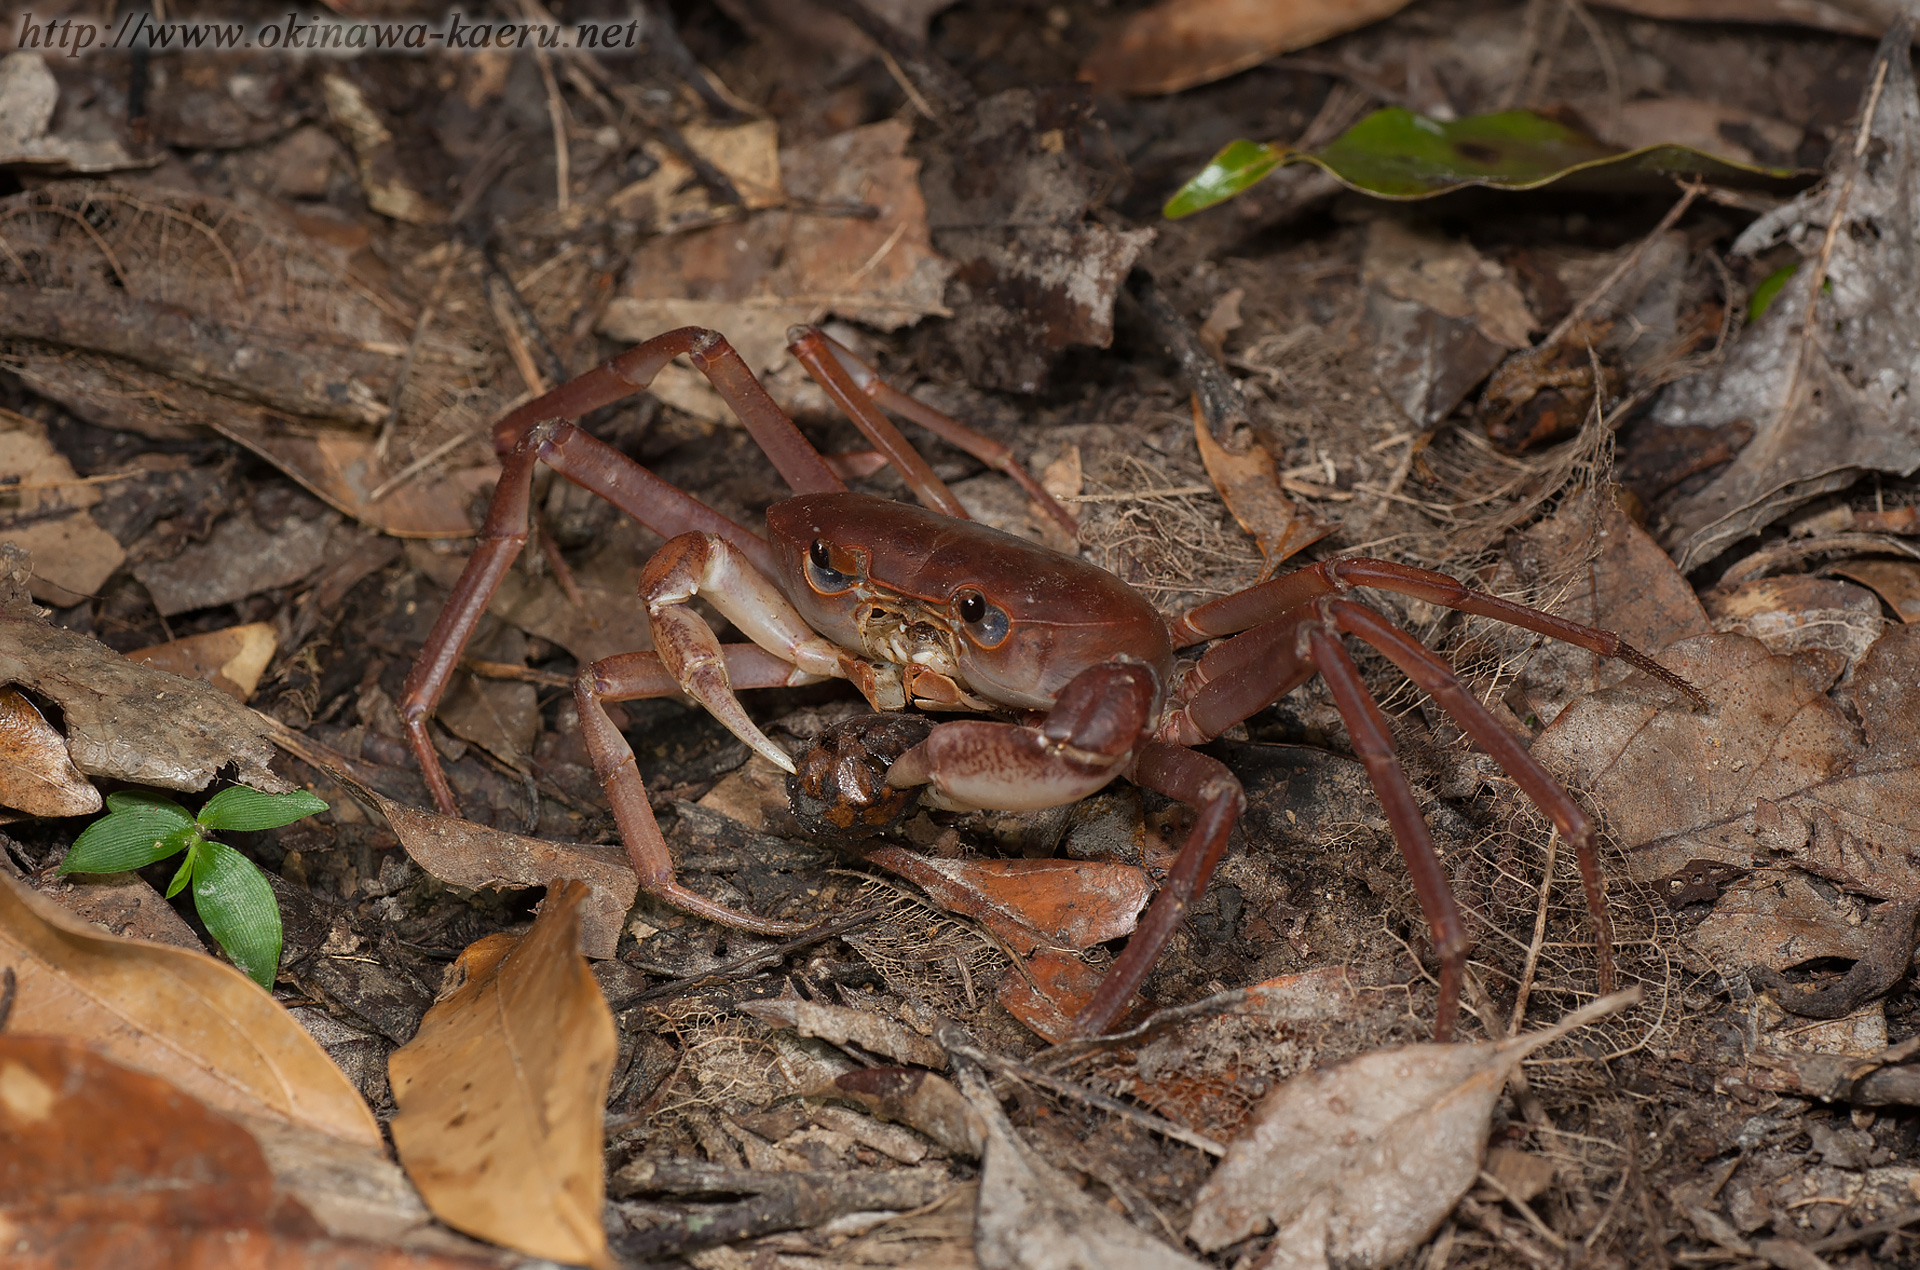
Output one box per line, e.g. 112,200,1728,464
609,908,889,1010
1544,181,1703,350
1509,827,1559,1037
942,1034,1227,1157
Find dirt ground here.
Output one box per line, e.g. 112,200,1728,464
6,1,1920,1267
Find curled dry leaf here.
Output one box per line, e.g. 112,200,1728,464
1650,27,1920,571
863,845,1151,955
1081,0,1412,96
388,880,617,1270
0,52,148,174
374,792,635,960
0,560,283,792
961,1066,1209,1270
0,1034,489,1270
740,994,948,1069
1188,990,1640,1263
0,408,126,607
1192,408,1332,576
0,867,379,1145
0,685,99,817
125,622,279,703
1534,625,1920,898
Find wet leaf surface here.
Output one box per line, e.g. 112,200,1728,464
388,881,617,1269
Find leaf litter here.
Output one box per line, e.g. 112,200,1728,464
11,4,1920,1268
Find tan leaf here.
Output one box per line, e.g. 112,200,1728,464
1192,407,1332,577
0,408,127,608
1081,0,1413,96
864,845,1150,955
389,880,617,1269
125,623,279,703
740,995,947,1069
1832,557,1920,622
374,793,635,960
1188,991,1638,1262
0,867,380,1146
0,686,99,817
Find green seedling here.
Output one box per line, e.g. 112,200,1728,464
60,786,327,988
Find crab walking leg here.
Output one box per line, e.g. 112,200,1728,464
402,326,849,817
786,327,971,523
1326,599,1615,993
1167,558,1704,706
793,327,1080,535
638,532,846,772
575,647,817,934
1308,623,1471,1041
1072,742,1245,1037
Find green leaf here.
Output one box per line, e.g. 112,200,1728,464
164,844,197,898
61,804,198,874
1163,139,1287,218
105,790,190,817
1748,263,1798,323
197,786,328,833
1165,108,1815,216
191,840,283,989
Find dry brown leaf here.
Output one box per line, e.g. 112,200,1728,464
0,408,127,607
32,867,206,951
0,553,283,792
1534,626,1920,894
0,866,380,1145
1702,575,1885,664
1589,0,1900,38
389,880,617,1269
0,52,148,174
607,119,786,233
126,623,279,702
605,119,951,419
321,73,446,225
0,184,505,537
1188,990,1639,1263
0,1033,491,1270
834,1067,986,1159
740,995,948,1068
1832,557,1920,621
1081,0,1412,95
1193,407,1332,576
1651,29,1920,570
864,846,1150,955
964,1066,1211,1270
374,792,635,960
0,685,99,817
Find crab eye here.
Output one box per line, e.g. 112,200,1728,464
805,538,856,594
954,589,1010,647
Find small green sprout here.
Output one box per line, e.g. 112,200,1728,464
60,786,327,988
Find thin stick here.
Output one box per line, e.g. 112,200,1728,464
945,1037,1226,1157
1509,829,1559,1037
1544,181,1702,349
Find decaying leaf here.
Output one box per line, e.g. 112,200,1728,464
0,866,380,1145
322,72,446,226
741,995,948,1069
1589,0,1898,39
374,793,636,960
0,1033,489,1269
1081,0,1412,96
1702,575,1885,663
1832,557,1920,621
834,1067,987,1159
0,547,283,792
1534,625,1920,899
388,880,618,1269
125,623,280,703
963,1066,1211,1270
0,184,505,536
0,52,148,174
0,685,99,817
1187,990,1639,1263
605,118,952,419
130,506,340,618
608,119,786,233
1192,407,1332,576
1650,27,1920,570
0,407,127,607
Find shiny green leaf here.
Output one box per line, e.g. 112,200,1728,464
1748,263,1798,323
164,845,196,898
191,840,283,989
61,803,197,874
1164,139,1287,218
197,786,327,833
1165,108,1813,217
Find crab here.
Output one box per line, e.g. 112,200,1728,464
401,325,1701,1039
